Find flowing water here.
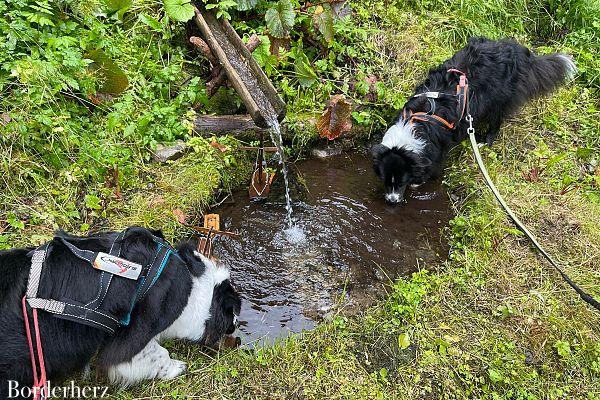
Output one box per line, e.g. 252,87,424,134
266,117,295,229
212,152,451,346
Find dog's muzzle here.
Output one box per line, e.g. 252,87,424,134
385,185,407,204
385,193,402,203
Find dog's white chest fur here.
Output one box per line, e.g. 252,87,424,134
381,119,425,154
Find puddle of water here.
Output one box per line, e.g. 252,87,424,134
212,152,451,346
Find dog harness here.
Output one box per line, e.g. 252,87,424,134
24,229,177,334
402,68,470,131
21,229,177,400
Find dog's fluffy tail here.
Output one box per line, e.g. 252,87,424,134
526,53,577,98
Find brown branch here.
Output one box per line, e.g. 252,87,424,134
190,36,219,65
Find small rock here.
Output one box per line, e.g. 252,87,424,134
311,144,343,159
153,140,188,163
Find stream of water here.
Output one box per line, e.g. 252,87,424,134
266,115,306,243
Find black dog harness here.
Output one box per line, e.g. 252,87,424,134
24,229,177,334
403,68,470,131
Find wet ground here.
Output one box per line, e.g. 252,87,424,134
212,152,451,345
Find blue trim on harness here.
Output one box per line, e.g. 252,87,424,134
150,249,172,289
120,242,173,326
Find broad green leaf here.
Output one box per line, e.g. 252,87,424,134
139,13,163,31
265,0,295,38
164,0,195,22
84,194,102,210
293,51,317,88
398,332,411,350
554,340,571,357
7,214,25,230
236,0,258,11
379,368,387,379
105,0,133,19
86,49,129,95
313,5,334,43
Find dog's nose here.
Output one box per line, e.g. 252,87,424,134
385,193,401,203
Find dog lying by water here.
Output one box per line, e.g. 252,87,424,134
0,227,241,397
372,37,576,203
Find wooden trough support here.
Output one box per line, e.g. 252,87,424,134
242,131,278,200
178,213,240,259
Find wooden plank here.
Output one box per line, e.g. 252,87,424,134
193,115,268,136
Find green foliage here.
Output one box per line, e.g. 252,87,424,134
313,4,335,43
163,0,195,22
0,0,209,243
236,0,258,11
2,0,598,398
265,0,296,38
292,47,318,88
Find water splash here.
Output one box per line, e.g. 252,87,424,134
284,224,306,244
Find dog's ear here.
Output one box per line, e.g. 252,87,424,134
371,143,389,176
371,143,390,157
412,156,432,181
371,143,389,158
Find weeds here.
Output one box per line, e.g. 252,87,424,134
1,0,599,398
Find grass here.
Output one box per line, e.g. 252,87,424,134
110,3,599,399
2,0,600,398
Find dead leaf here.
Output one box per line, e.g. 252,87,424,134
0,113,10,126
148,195,165,207
317,94,353,140
173,209,187,224
210,141,228,152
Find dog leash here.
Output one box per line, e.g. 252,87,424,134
465,113,600,312
21,296,47,400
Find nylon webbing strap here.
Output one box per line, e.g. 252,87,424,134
467,119,600,312
26,247,47,299
57,237,96,264
27,298,66,314
120,242,172,326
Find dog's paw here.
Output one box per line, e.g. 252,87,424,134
159,359,187,380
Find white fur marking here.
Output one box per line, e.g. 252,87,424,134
558,54,577,80
381,118,425,154
385,193,401,203
159,253,231,341
107,340,187,387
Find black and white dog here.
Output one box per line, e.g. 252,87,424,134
372,37,576,203
0,227,241,397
